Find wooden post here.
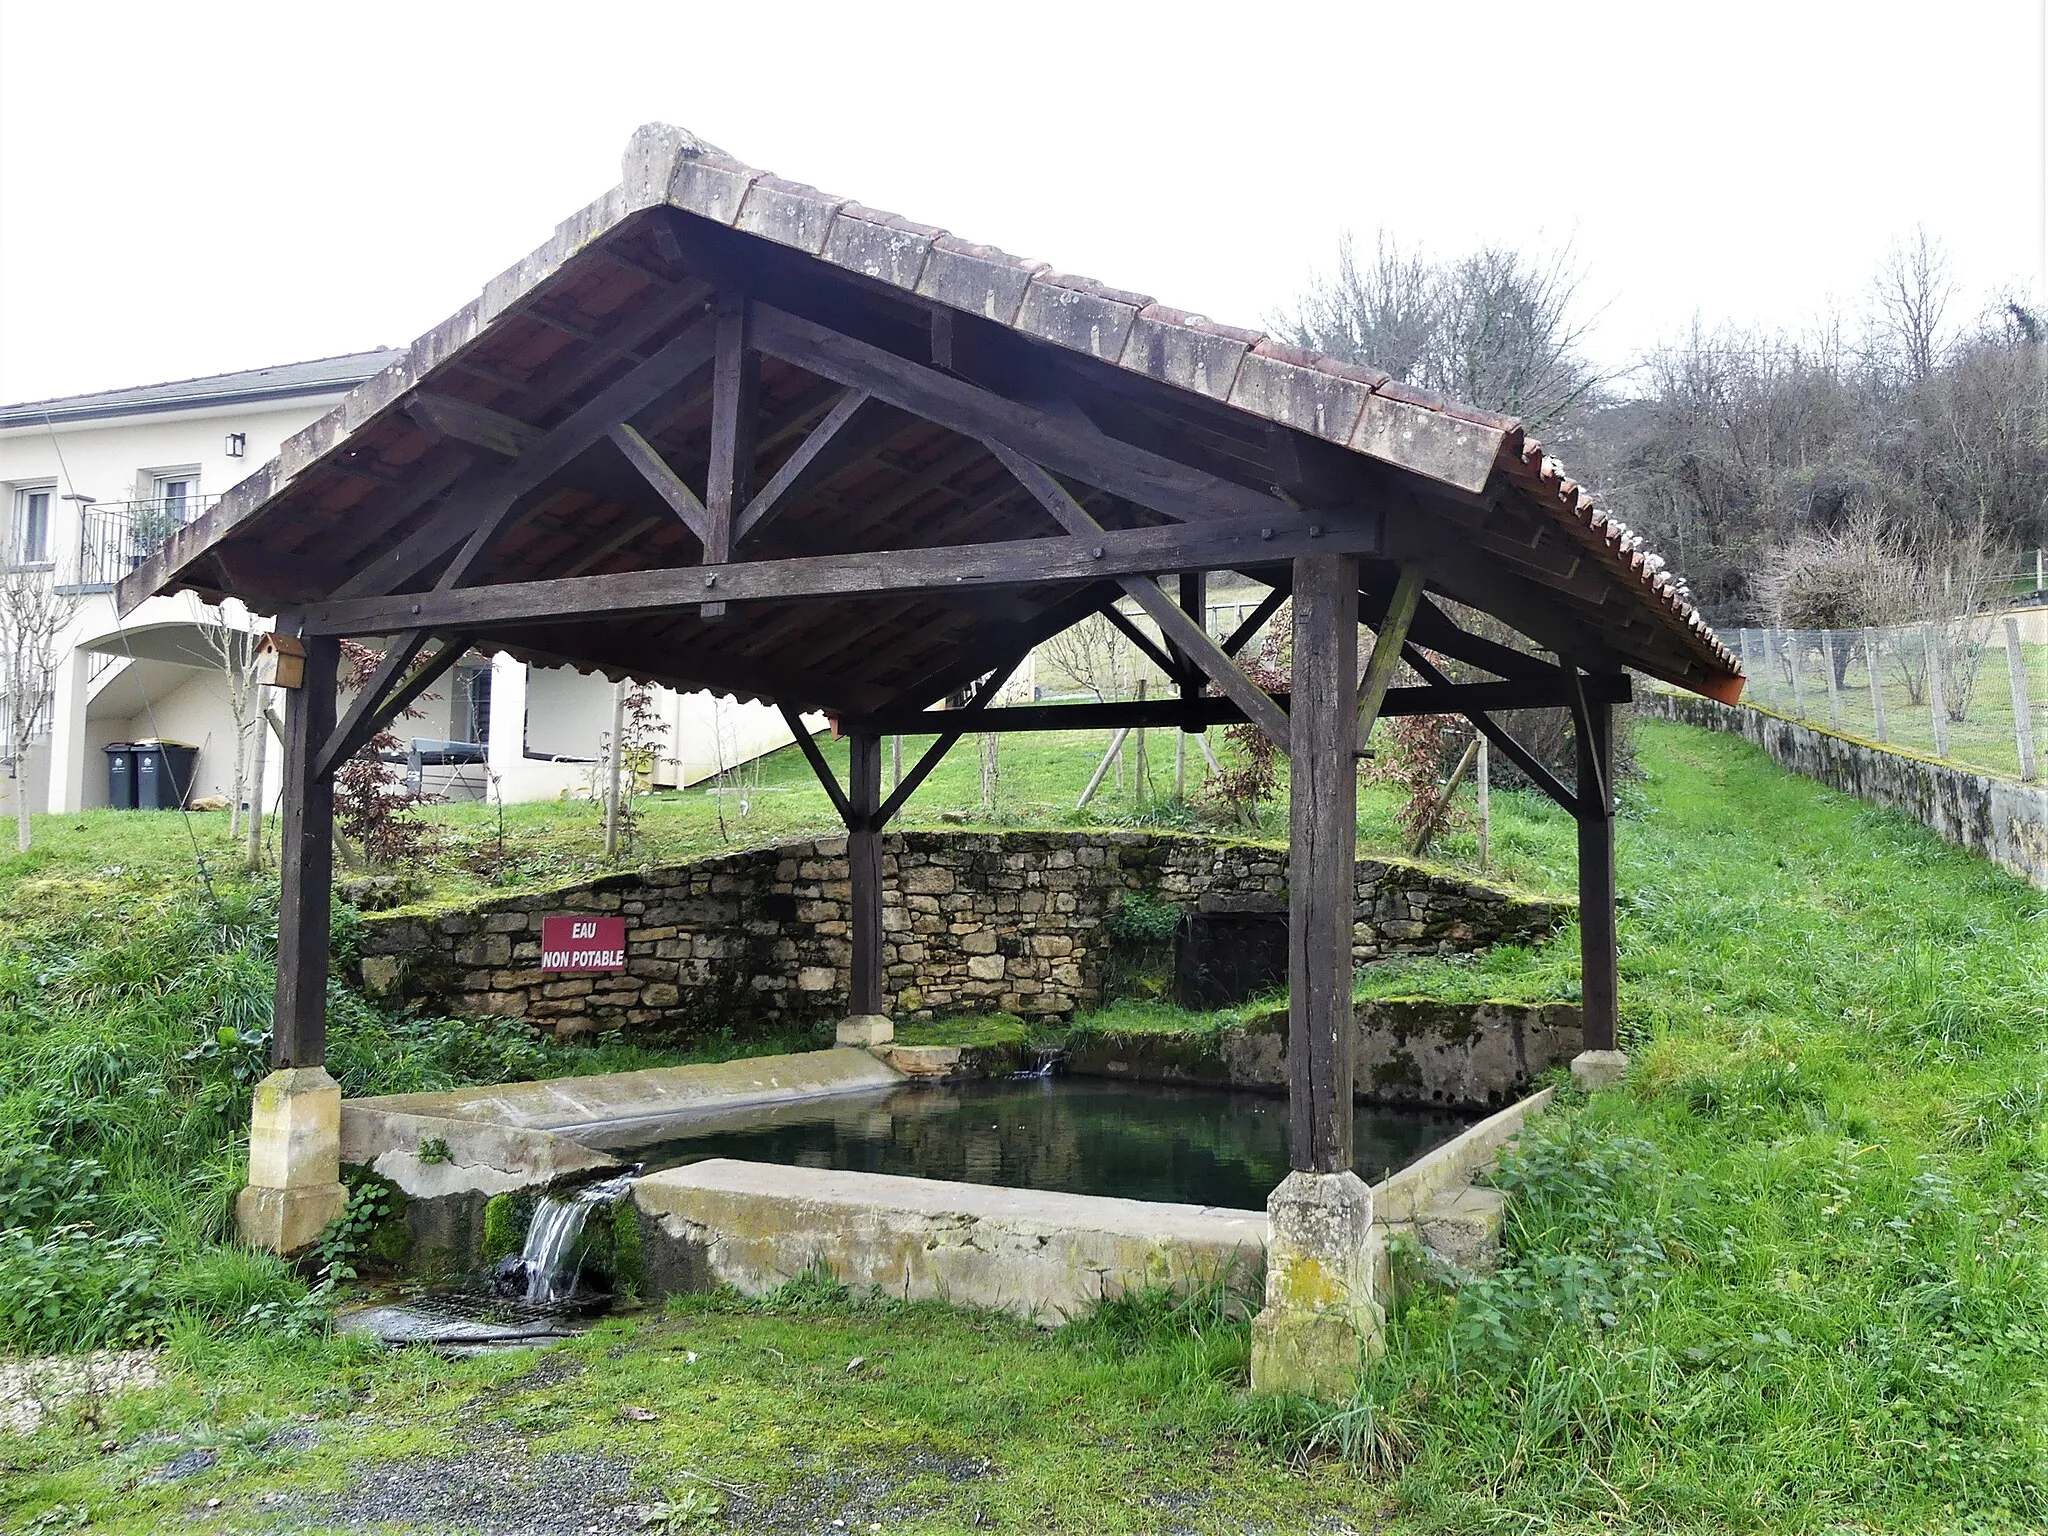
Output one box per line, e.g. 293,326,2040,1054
1821,630,1842,731
1864,627,1888,741
1926,623,1951,757
602,679,626,859
273,633,338,1069
1176,572,1203,805
1131,679,1148,800
1574,685,1620,1063
1475,735,1491,871
2006,616,2037,781
1075,728,1130,810
1781,629,1806,719
846,730,885,1022
244,690,270,871
1288,554,1359,1174
891,734,902,792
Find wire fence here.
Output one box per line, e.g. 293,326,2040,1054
1716,615,2045,782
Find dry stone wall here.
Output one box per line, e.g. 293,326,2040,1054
357,831,1567,1035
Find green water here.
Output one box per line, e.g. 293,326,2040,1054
624,1078,1477,1211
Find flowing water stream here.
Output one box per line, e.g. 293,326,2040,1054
518,1170,640,1304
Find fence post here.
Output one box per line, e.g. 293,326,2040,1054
1740,629,1767,707
1781,629,1807,719
1925,623,1950,758
2006,616,2038,782
1820,630,1843,731
1864,627,1888,741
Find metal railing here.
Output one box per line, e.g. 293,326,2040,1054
68,495,222,591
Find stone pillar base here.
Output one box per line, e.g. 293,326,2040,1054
837,1014,894,1047
1570,1049,1630,1091
238,1066,345,1255
235,1181,349,1256
1249,1170,1383,1399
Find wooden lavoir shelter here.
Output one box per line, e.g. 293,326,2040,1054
124,125,1741,1378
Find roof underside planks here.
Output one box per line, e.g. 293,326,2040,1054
122,125,1744,715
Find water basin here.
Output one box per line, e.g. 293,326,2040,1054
584,1077,1477,1211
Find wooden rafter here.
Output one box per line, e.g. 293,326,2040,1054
983,441,1295,752
298,511,1381,637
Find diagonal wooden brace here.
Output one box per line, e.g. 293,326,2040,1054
984,441,1292,753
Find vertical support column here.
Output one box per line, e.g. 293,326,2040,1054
1570,682,1627,1091
237,631,346,1255
838,730,892,1048
43,645,89,814
1252,552,1377,1399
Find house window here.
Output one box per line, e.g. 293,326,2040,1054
152,472,199,524
10,485,52,565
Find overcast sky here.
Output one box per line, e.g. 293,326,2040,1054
2,0,2043,406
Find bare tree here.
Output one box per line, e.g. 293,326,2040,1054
1,570,79,852
191,597,265,843
1041,612,1132,703
1274,231,1605,429
1870,226,1955,386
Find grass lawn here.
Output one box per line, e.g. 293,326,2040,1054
4,721,2047,1533
0,720,1575,940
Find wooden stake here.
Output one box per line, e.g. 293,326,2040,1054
2005,616,2037,781
1476,736,1491,871
1864,627,1888,741
1076,728,1131,810
603,680,626,859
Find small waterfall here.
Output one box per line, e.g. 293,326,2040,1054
1011,1046,1063,1080
519,1171,638,1305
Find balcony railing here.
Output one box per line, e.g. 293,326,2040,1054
66,495,222,592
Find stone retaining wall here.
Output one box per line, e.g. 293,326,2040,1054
1643,692,2048,890
358,831,1566,1034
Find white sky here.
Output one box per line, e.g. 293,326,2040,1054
2,0,2044,405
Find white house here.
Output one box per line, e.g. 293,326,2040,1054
0,353,804,821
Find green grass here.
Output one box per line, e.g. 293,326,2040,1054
0,723,1574,940
6,721,2048,1532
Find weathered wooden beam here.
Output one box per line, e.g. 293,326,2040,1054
985,443,1296,752
608,422,713,547
778,703,851,824
300,512,1381,637
700,302,757,620
733,388,879,548
1357,565,1424,751
403,391,540,459
751,302,1331,531
847,730,885,1017
1221,578,1289,657
846,673,1629,737
1366,588,1558,683
329,317,719,602
274,633,339,1069
872,657,1023,826
878,582,1119,715
1176,571,1208,720
1400,644,1584,814
316,635,472,779
1575,683,1620,1053
1098,600,1183,682
318,633,426,775
1289,554,1360,1173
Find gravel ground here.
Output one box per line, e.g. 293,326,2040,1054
0,1348,159,1435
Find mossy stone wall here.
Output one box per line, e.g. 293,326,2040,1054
356,831,1566,1035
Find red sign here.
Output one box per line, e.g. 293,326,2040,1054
540,915,627,972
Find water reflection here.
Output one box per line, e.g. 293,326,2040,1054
620,1079,1475,1212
